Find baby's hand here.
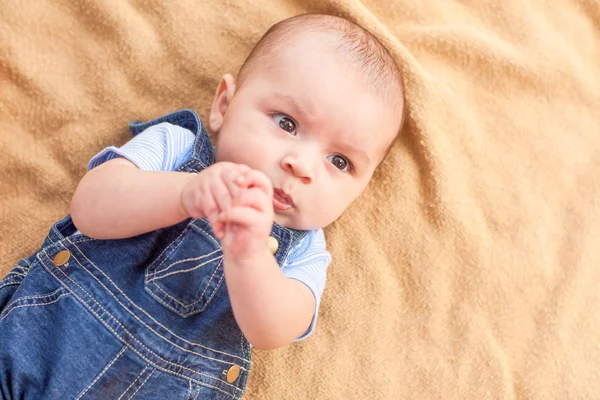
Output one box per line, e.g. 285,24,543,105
180,162,274,261
180,162,251,237
219,169,274,261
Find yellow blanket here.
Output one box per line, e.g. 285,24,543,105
2,0,599,398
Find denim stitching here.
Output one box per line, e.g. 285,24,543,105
64,240,248,366
65,237,91,245
117,364,148,400
14,259,31,274
3,288,64,303
152,255,222,281
186,380,193,400
176,158,208,173
149,248,222,281
12,266,27,274
193,223,220,246
192,381,201,400
149,282,199,316
0,282,21,291
0,276,20,285
272,230,283,240
145,225,191,280
127,367,155,400
46,262,242,393
117,364,150,400
0,288,66,319
149,258,223,311
146,223,224,315
0,292,71,322
5,271,26,278
46,231,57,244
150,234,218,278
182,225,226,307
151,252,222,282
20,258,33,268
74,346,128,400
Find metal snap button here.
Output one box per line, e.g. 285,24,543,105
266,236,279,255
226,365,240,383
53,250,71,266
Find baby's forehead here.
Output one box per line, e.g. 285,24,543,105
265,35,400,109
239,17,404,112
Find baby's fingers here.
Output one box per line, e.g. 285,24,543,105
220,207,265,230
220,164,250,199
237,169,273,197
235,187,271,213
209,164,249,213
182,175,218,220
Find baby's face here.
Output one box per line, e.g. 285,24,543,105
212,31,401,230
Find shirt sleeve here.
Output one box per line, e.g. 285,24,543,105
87,122,195,172
281,229,331,340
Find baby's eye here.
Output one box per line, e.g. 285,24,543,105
327,155,351,172
273,114,297,135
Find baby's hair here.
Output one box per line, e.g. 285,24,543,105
237,13,406,153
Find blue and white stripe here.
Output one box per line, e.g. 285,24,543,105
281,229,331,340
88,123,195,172
87,122,330,339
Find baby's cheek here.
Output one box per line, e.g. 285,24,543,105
323,192,354,224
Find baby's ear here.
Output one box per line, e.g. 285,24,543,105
209,74,236,132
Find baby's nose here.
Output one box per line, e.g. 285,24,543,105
282,156,312,184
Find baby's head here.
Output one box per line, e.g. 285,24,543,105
210,14,405,230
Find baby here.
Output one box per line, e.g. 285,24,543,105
0,13,404,399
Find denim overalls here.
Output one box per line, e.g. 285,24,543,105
0,109,307,399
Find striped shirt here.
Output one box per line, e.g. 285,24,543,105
88,122,331,339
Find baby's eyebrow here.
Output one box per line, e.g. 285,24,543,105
335,142,370,164
273,93,313,122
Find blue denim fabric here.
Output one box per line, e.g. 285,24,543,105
0,109,307,399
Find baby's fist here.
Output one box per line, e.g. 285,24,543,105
180,162,250,237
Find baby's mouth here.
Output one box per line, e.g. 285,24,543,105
272,188,294,211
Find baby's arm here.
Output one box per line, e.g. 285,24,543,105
70,158,200,238
223,241,315,350
181,167,315,350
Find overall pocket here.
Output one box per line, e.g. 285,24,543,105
145,218,224,318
